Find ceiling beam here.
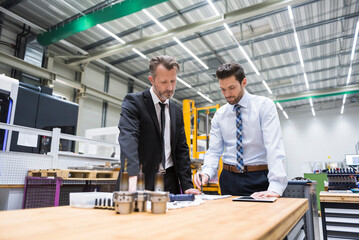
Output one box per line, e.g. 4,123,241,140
274,84,359,103
66,0,312,66
36,0,170,46
83,1,214,51
115,2,353,68
176,48,353,92
194,83,359,106
1,0,25,9
187,69,359,101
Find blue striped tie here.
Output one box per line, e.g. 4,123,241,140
235,104,244,171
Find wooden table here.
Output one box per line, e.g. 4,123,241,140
320,192,359,239
0,197,308,240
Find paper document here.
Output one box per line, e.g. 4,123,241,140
17,132,38,147
197,194,232,200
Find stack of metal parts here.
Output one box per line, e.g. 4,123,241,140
327,168,358,190
112,160,170,214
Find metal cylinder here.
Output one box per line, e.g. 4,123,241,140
113,191,136,214
154,172,164,192
148,191,169,214
135,191,147,212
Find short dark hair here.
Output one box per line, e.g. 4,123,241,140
149,55,180,79
216,63,246,83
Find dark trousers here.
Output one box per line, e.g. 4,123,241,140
164,166,180,194
219,169,269,196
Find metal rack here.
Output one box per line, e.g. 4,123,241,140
282,180,320,240
182,99,222,193
0,122,120,185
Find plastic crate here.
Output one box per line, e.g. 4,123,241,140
23,177,116,209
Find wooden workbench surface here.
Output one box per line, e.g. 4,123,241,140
0,197,307,240
320,191,359,203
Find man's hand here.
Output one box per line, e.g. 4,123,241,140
193,172,209,189
250,190,279,199
184,188,202,195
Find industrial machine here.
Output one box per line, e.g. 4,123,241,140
0,75,78,153
0,75,19,151
183,99,221,194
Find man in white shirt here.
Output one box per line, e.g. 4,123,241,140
194,63,287,198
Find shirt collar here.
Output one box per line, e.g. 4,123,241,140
150,87,169,106
229,90,250,111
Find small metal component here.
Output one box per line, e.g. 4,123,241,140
107,198,111,209
135,190,147,212
113,191,136,214
137,164,145,191
154,172,164,192
120,158,129,191
148,191,169,214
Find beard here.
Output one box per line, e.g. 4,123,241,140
154,86,175,101
225,86,244,105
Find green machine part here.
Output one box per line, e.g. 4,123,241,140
37,0,169,46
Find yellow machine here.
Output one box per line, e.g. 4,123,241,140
182,99,222,194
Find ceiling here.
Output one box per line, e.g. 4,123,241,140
1,0,359,117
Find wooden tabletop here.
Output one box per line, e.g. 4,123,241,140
0,197,308,240
320,191,359,203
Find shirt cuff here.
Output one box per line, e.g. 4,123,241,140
201,165,216,181
268,180,287,196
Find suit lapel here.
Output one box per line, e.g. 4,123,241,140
169,101,176,150
143,89,161,136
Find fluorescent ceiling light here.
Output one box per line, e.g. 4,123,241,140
177,77,192,89
287,6,294,20
283,111,289,119
97,25,125,44
309,98,313,107
49,5,67,17
346,66,352,85
132,48,148,59
261,80,272,94
342,94,347,104
197,91,213,103
276,102,283,111
223,23,233,36
61,0,84,16
351,20,359,61
340,105,344,114
207,0,220,16
238,44,260,76
311,107,316,116
303,73,309,90
294,32,304,68
142,9,167,32
173,37,209,70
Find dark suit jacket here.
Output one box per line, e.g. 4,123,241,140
118,89,193,191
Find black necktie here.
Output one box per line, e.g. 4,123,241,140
159,102,166,170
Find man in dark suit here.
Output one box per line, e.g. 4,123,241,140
118,55,200,194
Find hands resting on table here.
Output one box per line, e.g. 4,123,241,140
193,172,279,199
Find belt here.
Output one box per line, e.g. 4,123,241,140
223,163,268,173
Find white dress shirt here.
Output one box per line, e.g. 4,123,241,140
150,87,173,170
202,90,287,195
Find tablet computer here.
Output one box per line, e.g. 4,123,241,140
232,196,277,203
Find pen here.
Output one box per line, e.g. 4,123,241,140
199,174,204,195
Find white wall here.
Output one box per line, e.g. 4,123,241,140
279,105,359,179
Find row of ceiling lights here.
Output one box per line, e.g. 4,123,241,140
65,0,358,115
97,0,274,104
276,5,359,119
